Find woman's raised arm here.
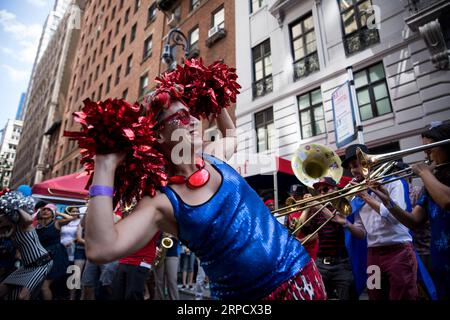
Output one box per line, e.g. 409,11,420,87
85,154,164,263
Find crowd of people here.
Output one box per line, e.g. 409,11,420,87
0,201,210,300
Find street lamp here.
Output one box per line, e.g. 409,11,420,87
161,28,190,71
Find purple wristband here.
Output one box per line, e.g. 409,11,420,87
89,185,114,198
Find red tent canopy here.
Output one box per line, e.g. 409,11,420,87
32,173,90,199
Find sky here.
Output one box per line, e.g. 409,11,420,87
0,0,54,131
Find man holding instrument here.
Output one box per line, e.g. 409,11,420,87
368,123,450,299
339,144,418,300
299,177,356,300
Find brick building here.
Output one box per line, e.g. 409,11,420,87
54,0,236,178
10,0,84,188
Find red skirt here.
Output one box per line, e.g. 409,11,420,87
263,260,327,300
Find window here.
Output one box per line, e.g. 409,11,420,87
189,26,199,47
338,0,379,55
100,40,104,53
255,107,275,153
139,74,148,97
148,3,157,23
95,64,100,80
112,6,116,19
143,35,152,59
115,65,121,85
104,16,109,31
88,73,92,87
212,6,225,29
115,19,121,36
354,62,392,121
297,88,325,139
97,83,103,100
107,30,112,44
103,56,107,72
252,39,272,98
290,14,319,80
130,23,137,43
126,54,133,75
106,75,112,93
123,88,128,100
120,35,126,53
120,0,124,9
250,0,264,13
125,8,130,24
111,46,116,64
190,0,201,11
135,0,141,13
93,49,97,62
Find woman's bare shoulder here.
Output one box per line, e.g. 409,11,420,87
137,190,174,218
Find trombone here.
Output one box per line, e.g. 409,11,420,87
357,138,450,178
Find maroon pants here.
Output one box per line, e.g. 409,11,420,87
367,242,418,300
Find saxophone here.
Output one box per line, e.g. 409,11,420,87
153,236,174,268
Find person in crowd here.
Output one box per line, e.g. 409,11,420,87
368,123,450,299
0,191,53,300
0,237,16,283
70,210,87,300
286,184,319,260
299,177,356,300
194,257,207,300
264,199,275,212
335,144,418,300
36,203,75,300
83,60,326,300
180,244,196,290
60,206,82,263
81,211,121,300
112,233,159,300
154,235,180,300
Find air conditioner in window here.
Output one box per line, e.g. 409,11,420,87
208,25,220,38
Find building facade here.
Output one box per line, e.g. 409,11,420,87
234,0,450,185
10,0,85,188
53,0,236,178
0,119,23,188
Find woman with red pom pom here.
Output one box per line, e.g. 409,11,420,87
82,60,326,300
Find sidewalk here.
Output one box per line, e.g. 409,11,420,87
178,285,211,300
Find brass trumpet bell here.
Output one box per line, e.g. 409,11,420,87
291,143,343,188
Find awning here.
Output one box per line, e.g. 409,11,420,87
32,172,90,200
227,152,294,177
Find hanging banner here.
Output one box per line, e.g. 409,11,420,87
331,81,357,148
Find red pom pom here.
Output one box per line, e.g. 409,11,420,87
64,98,168,206
151,58,241,119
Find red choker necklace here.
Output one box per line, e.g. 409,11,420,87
168,158,210,189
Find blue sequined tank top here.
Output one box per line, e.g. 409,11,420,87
161,154,311,299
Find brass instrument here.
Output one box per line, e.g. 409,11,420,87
64,205,87,216
153,236,174,268
291,143,343,188
275,139,450,241
357,138,450,178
